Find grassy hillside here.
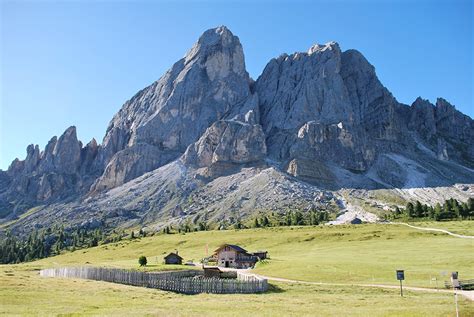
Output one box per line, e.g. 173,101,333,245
30,222,473,287
408,221,474,236
1,222,473,316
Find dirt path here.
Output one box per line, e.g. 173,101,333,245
258,274,474,301
391,222,474,239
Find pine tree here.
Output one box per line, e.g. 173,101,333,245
406,202,415,218
414,201,423,218
434,203,443,221
467,198,474,211
428,206,435,219
452,204,461,219
286,211,293,226
254,218,260,228
460,203,469,219
293,211,305,225
318,211,329,222
309,211,319,225
422,204,429,218
394,207,401,216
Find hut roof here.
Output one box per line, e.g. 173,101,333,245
164,252,183,260
214,244,247,253
203,266,222,272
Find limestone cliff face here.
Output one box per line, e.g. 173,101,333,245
407,97,474,166
253,40,473,179
182,119,266,177
91,26,252,190
409,97,438,140
91,143,177,192
290,121,375,172
256,43,351,132
1,126,98,214
253,42,405,173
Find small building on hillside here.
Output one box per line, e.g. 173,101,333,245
350,217,362,225
252,251,268,260
203,266,223,278
164,252,183,265
214,244,261,269
203,266,238,278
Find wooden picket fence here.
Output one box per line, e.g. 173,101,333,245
40,267,268,294
444,279,474,290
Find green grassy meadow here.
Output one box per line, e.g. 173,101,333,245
1,222,473,316
409,221,474,236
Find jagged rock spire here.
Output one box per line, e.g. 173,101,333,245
92,26,253,191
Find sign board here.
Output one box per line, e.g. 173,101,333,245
396,270,405,281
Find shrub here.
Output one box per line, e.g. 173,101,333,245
138,256,147,266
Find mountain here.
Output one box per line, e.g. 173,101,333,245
1,26,473,234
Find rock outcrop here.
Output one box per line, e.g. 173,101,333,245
92,25,252,188
407,97,474,167
289,121,375,173
254,42,406,166
91,143,178,192
286,158,335,184
0,126,98,214
183,119,266,177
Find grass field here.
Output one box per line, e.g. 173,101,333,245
408,221,474,236
1,222,473,316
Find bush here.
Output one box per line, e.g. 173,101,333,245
138,256,147,266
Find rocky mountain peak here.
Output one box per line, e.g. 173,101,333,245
256,40,346,136
52,126,82,172
24,144,40,173
307,41,340,55
87,138,98,150
412,97,431,107
91,26,253,192
1,27,473,230
196,25,234,46
184,25,248,81
435,97,456,113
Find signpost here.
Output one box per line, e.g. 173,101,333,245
431,276,438,291
396,270,405,297
451,272,459,317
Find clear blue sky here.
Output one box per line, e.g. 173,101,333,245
1,0,472,170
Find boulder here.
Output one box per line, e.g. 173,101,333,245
286,159,335,184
